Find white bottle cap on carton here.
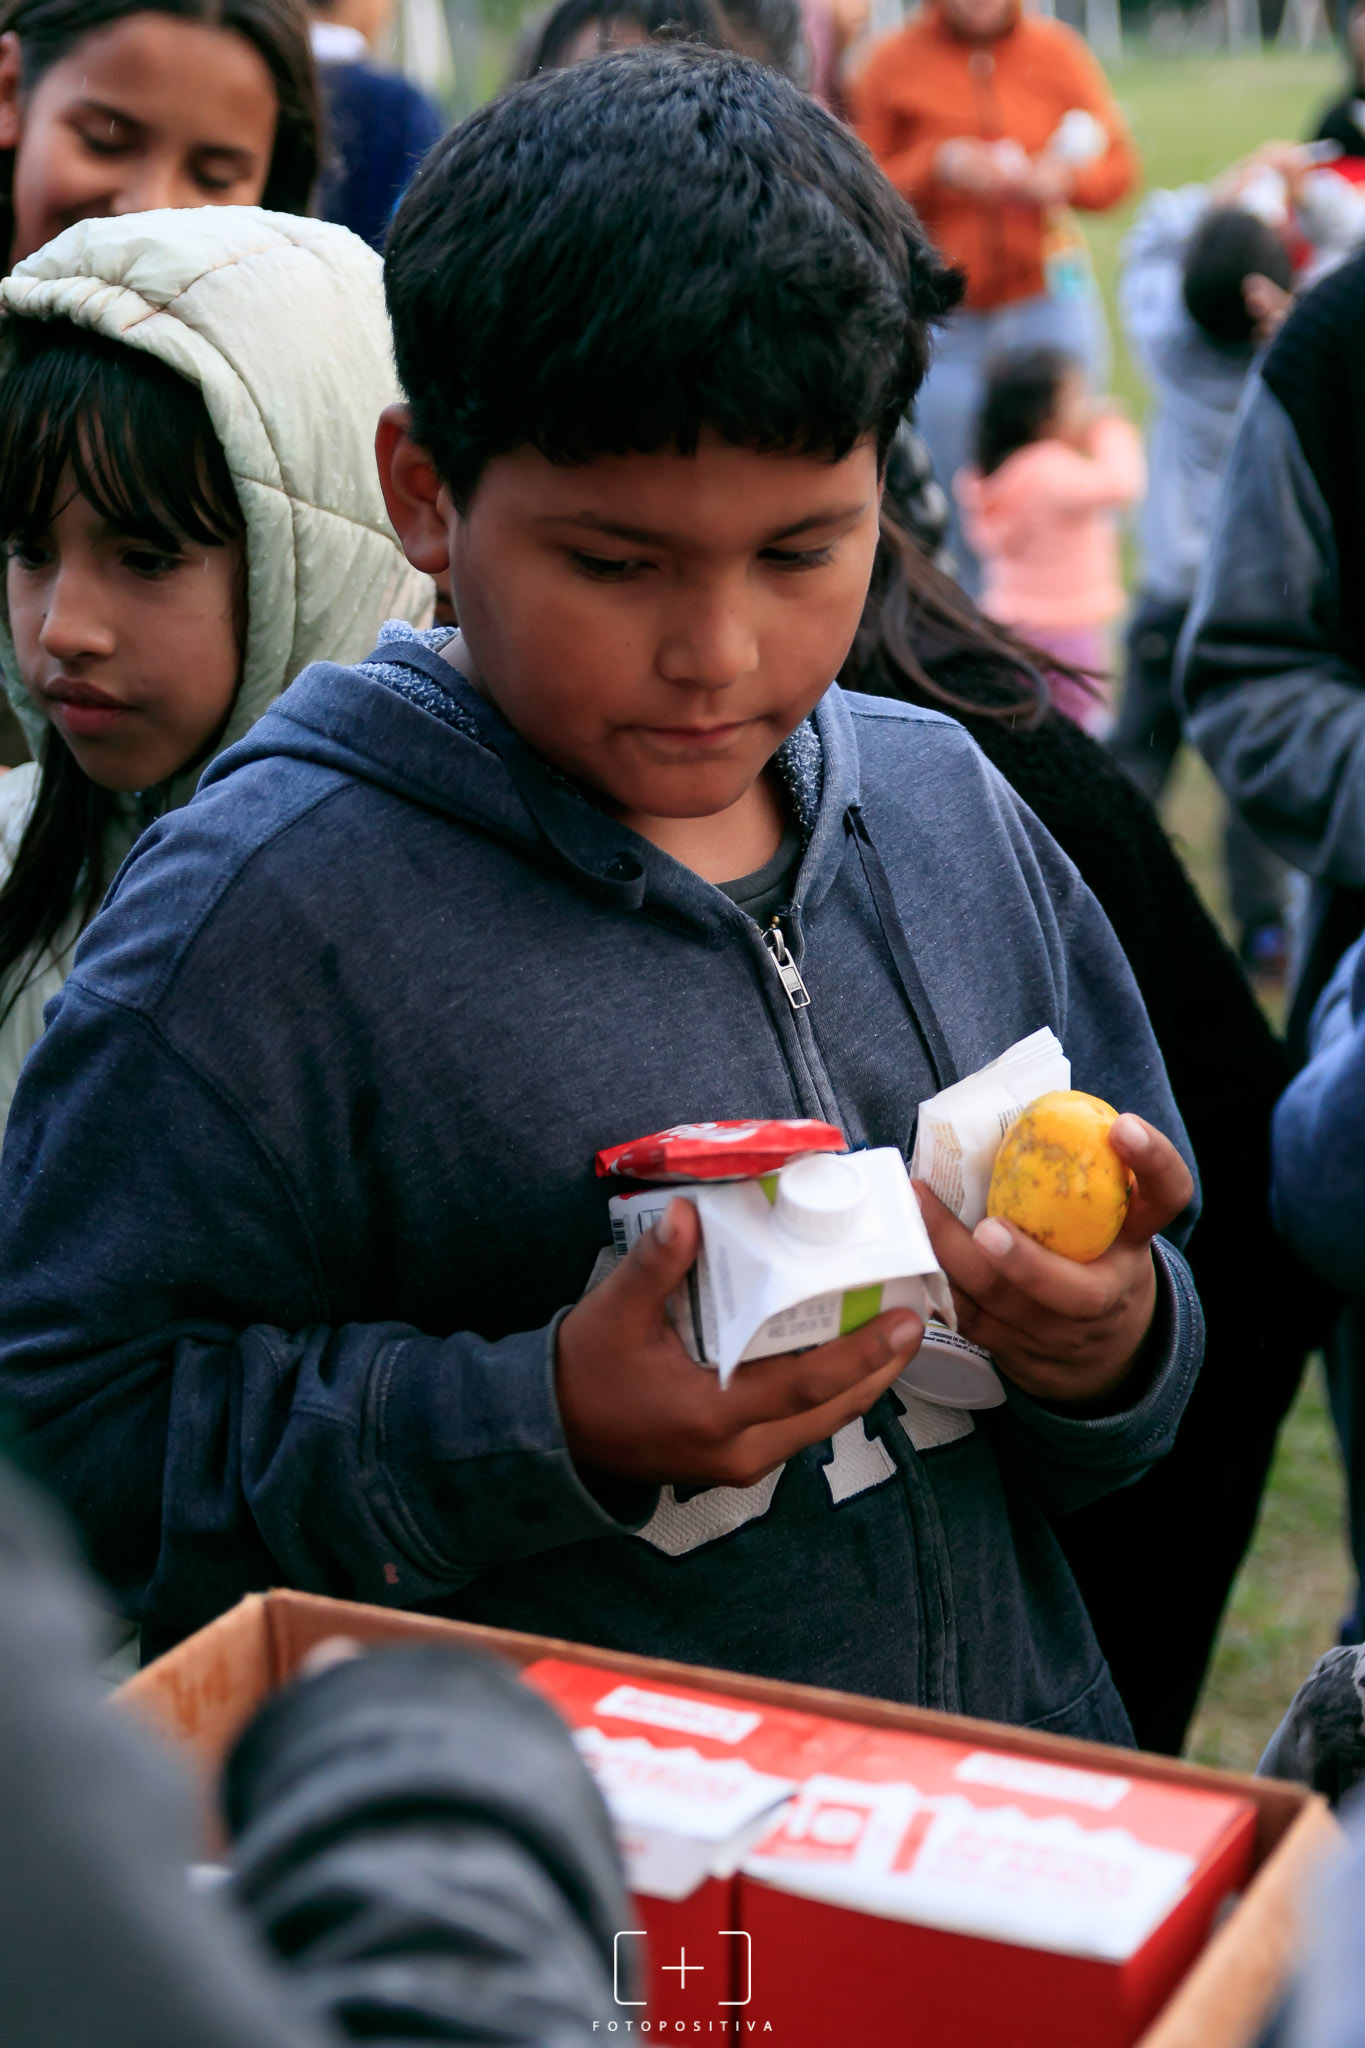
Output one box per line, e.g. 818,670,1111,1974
774,1153,867,1245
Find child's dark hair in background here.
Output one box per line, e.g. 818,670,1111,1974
516,0,803,78
1180,205,1293,347
517,0,725,76
387,48,959,508
715,0,804,77
0,0,319,251
975,346,1075,477
0,322,245,1016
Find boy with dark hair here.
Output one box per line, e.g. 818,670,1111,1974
0,49,1198,1742
1181,205,1293,346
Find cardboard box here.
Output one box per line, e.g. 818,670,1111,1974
116,1590,1341,2047
739,1725,1257,2047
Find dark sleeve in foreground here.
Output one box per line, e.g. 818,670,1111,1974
0,1455,623,2048
226,1648,630,2045
0,1458,329,2048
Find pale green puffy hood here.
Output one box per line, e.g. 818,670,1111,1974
0,206,433,813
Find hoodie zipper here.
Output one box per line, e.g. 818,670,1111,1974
750,902,960,1713
762,918,810,1010
747,908,846,1135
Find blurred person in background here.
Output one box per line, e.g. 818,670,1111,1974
0,0,320,768
842,519,1319,1754
851,0,1135,585
308,0,443,251
799,0,863,112
1114,145,1365,979
1179,250,1365,1643
1179,245,1365,1052
516,0,725,74
516,0,802,77
1312,0,1365,171
954,344,1142,733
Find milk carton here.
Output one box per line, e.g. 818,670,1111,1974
609,1146,953,1386
905,1028,1073,1408
910,1026,1071,1231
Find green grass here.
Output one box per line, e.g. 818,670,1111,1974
1075,48,1350,1769
1186,1363,1351,1771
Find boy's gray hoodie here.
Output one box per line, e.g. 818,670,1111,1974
0,629,1202,1743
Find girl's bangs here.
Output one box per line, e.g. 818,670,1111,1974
0,322,243,553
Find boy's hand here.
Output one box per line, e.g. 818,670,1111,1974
914,1116,1194,1410
556,1198,924,1493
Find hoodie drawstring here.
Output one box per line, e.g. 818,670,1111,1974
845,805,958,1094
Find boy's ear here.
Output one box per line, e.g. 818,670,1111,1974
375,405,454,577
0,35,23,152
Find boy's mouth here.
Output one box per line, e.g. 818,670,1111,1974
638,720,751,753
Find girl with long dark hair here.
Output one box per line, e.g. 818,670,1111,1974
842,516,1325,1753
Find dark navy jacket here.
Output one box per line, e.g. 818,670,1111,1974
0,632,1202,1740
315,60,443,252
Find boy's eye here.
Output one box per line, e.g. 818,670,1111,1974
569,550,650,581
6,540,50,572
759,544,838,571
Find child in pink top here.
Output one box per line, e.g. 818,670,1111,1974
955,348,1145,732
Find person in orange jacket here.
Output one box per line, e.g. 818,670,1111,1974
852,0,1137,584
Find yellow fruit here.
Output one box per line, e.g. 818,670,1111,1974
986,1090,1132,1263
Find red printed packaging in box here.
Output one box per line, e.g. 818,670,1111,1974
739,1728,1258,2047
520,1659,863,2023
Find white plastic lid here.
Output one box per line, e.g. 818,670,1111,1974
773,1153,867,1245
899,1324,1007,1410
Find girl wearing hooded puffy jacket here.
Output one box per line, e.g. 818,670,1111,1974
0,206,432,1126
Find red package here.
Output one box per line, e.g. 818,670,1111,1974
595,1118,845,1182
521,1659,864,2028
739,1729,1257,2047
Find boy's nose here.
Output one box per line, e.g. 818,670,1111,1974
655,596,760,692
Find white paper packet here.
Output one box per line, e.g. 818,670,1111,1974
909,1028,1070,1230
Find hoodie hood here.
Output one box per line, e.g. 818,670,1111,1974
0,206,432,808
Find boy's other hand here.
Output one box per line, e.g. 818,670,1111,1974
556,1197,924,1494
914,1116,1194,1410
